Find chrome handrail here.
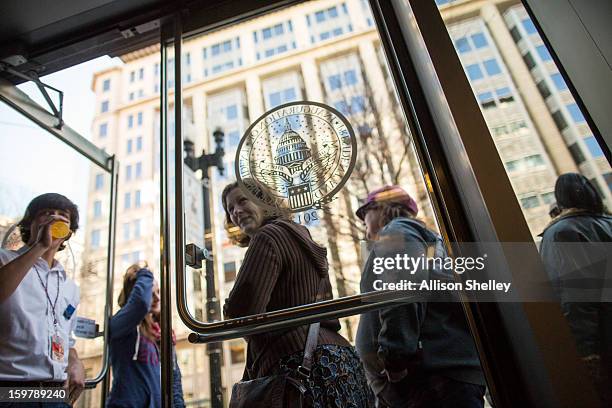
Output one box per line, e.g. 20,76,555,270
84,154,118,392
188,290,423,343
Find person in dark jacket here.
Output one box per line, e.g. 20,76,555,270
355,185,485,408
106,263,185,408
222,181,374,408
539,173,612,404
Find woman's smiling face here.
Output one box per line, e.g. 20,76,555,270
225,187,265,237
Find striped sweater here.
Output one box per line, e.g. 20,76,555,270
224,219,350,377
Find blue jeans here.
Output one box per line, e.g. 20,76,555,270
378,374,485,408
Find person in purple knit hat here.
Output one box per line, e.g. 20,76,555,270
355,185,486,408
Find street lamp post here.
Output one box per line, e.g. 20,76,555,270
184,128,225,408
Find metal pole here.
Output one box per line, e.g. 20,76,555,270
202,170,224,408
183,135,224,408
160,19,174,408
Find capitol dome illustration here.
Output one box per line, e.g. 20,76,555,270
275,119,312,174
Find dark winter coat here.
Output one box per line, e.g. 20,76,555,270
540,210,612,361
356,217,485,396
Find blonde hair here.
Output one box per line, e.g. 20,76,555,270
221,181,292,247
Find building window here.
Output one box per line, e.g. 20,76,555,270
522,18,537,35
95,174,104,190
541,192,555,205
154,63,159,76
224,261,237,282
129,71,135,82
584,136,604,158
471,32,488,49
505,155,545,172
226,105,238,120
568,143,586,164
523,52,536,70
135,162,142,178
334,96,366,116
455,37,471,53
227,130,241,147
307,4,351,43
455,37,472,54
551,73,567,91
137,112,143,126
128,92,134,101
510,26,522,43
328,70,358,91
268,88,297,108
536,80,551,99
520,196,540,209
344,70,357,86
93,200,102,218
135,190,142,208
536,45,552,61
124,192,131,209
99,123,108,138
495,87,514,103
128,114,134,129
139,68,144,80
136,136,143,151
127,139,133,154
483,59,502,76
101,101,109,113
91,230,101,248
466,64,484,81
126,165,132,181
552,110,568,131
328,74,342,90
566,103,586,123
102,79,111,92
254,21,295,59
477,91,496,109
212,40,232,56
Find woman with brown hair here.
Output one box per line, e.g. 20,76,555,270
222,181,373,407
106,263,184,408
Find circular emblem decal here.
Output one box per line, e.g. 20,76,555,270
235,101,357,213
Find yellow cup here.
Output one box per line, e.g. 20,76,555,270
50,221,70,239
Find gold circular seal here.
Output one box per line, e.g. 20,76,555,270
235,101,357,213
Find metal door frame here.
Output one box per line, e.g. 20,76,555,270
158,1,602,407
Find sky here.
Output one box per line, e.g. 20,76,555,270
0,56,121,222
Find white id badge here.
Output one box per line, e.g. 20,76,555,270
50,332,65,361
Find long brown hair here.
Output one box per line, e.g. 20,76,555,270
118,262,159,342
374,201,419,230
221,180,292,247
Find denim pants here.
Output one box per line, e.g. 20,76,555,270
377,374,485,408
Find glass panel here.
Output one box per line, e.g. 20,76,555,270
439,1,611,238
437,1,611,403
165,0,491,404
0,58,117,406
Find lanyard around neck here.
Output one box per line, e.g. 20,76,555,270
33,264,60,326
